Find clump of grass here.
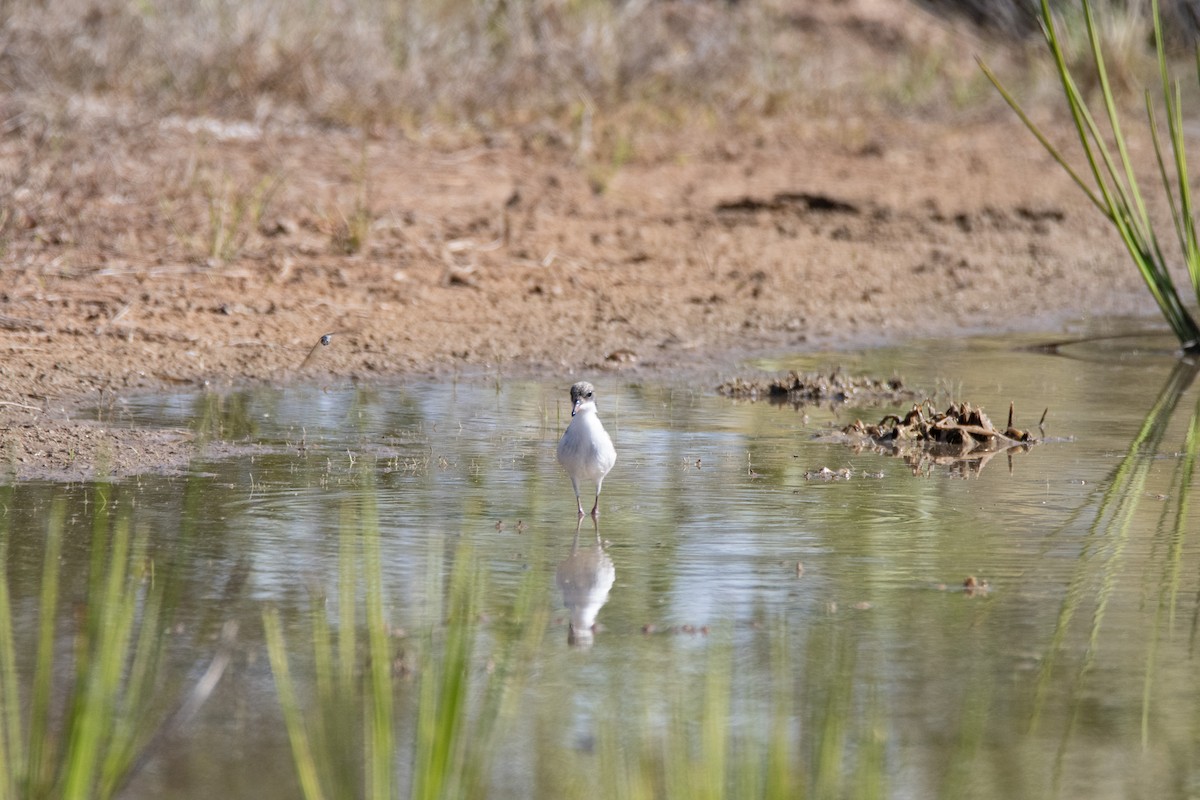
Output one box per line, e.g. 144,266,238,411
981,0,1200,353
264,487,547,799
330,204,372,256
201,170,281,264
205,173,278,263
161,164,282,265
331,158,372,256
584,124,636,196
320,146,373,255
0,494,167,799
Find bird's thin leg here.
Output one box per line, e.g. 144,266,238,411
571,478,585,518
591,478,604,518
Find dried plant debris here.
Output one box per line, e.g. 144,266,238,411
717,369,917,407
843,400,1042,447
804,466,853,481
839,400,1045,477
800,466,885,481
962,575,990,597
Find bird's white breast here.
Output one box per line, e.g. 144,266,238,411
558,410,616,479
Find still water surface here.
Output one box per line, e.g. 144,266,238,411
4,331,1200,798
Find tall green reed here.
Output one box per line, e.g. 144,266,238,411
982,0,1200,353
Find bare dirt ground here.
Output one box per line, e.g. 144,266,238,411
0,2,1174,480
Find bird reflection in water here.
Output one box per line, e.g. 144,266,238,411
555,518,616,648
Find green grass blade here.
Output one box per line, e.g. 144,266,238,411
413,628,440,800
309,591,344,794
1082,0,1155,236
99,530,164,797
1156,42,1200,321
1156,0,1195,260
1170,394,1200,627
699,641,732,800
0,484,20,800
1049,6,1156,250
765,628,797,799
1157,0,1200,300
0,537,19,800
1146,92,1189,260
811,629,853,799
1063,0,1200,347
264,607,328,800
1141,390,1200,749
26,500,66,794
413,546,487,800
1040,0,1124,215
985,0,1200,351
361,499,393,800
1033,4,1153,253
977,59,1106,214
63,513,143,798
1031,363,1198,736
337,504,356,701
457,552,550,799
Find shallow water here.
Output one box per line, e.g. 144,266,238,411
5,330,1200,798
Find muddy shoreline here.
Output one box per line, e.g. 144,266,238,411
0,107,1171,481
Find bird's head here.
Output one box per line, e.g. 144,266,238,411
569,381,596,417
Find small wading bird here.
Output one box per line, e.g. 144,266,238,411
557,381,617,518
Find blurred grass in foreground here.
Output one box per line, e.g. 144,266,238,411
576,625,886,800
0,491,166,799
264,480,887,799
264,483,550,800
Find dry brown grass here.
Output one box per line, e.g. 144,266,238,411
2,0,1188,145
24,1,1137,137
0,0,781,128
2,0,1190,134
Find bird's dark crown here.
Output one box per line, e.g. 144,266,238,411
569,381,595,404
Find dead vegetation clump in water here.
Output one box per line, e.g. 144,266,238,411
840,400,1046,476
717,370,917,407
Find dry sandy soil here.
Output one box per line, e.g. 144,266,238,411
0,1,1179,480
